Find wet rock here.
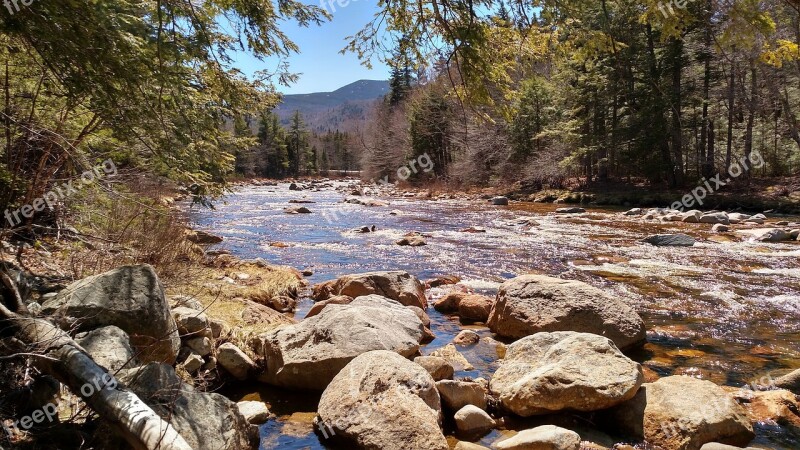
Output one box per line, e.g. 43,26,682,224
491,332,642,416
643,233,696,247
436,380,488,411
700,212,730,225
397,235,427,246
254,295,424,390
454,442,489,450
712,224,730,233
775,368,800,393
306,295,354,318
414,356,454,381
172,306,209,335
460,226,487,233
728,213,750,223
425,275,461,288
487,275,646,350
217,342,257,380
458,294,494,322
42,264,180,364
681,210,702,223
237,401,270,425
491,196,510,206
453,330,481,346
494,425,581,450
609,376,754,450
289,182,301,191
556,207,586,214
284,206,312,214
430,344,474,371
288,199,315,204
732,388,800,431
316,350,448,450
312,271,427,310
624,208,644,216
753,228,791,242
186,230,224,244
119,363,255,450
790,229,800,239
433,291,463,312
75,326,137,372
699,444,760,450
454,405,495,437
262,294,298,313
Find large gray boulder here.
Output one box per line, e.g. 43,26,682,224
643,233,696,247
253,295,425,390
312,271,427,309
119,363,255,450
42,265,180,363
75,326,137,372
494,425,581,450
490,332,643,416
609,376,754,450
487,275,645,350
316,350,448,450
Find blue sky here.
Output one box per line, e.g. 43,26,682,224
233,1,390,95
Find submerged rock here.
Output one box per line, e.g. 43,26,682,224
490,332,643,416
316,350,448,450
487,275,646,350
555,207,586,214
643,233,696,247
42,264,180,364
609,376,754,450
491,196,510,206
312,271,427,309
253,295,424,390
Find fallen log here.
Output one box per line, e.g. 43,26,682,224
0,270,193,450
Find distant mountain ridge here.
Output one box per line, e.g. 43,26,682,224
274,79,389,132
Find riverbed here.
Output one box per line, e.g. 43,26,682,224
188,180,800,449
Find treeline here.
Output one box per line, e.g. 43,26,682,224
233,111,359,179
358,0,800,189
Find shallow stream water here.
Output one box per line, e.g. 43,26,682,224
188,180,800,449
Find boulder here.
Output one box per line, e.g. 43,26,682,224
453,330,481,346
182,353,204,373
700,444,760,450
217,342,257,380
556,207,586,214
624,208,643,216
682,210,702,223
42,265,180,364
429,344,474,371
491,196,510,206
728,213,751,223
186,230,224,245
455,442,490,450
700,213,730,225
425,275,461,288
119,363,255,450
436,380,488,411
433,291,463,313
494,425,581,450
487,275,646,350
712,224,730,233
775,368,800,393
185,337,212,357
236,401,270,425
312,271,427,310
754,228,790,242
414,356,454,381
253,295,424,390
609,376,754,450
305,295,353,318
316,350,448,450
74,326,137,372
454,405,495,437
730,388,800,431
172,306,209,335
458,294,494,322
491,332,642,416
397,235,427,246
643,233,696,247
284,206,312,214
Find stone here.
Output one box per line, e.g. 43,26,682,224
682,210,702,223
425,275,461,288
453,330,481,346
75,326,137,372
624,208,643,216
433,291,463,312
455,443,490,450
436,380,487,411
753,228,790,242
457,294,494,322
609,376,754,450
217,342,257,380
185,337,212,357
172,306,209,335
454,405,495,437
712,224,730,232
494,425,581,450
397,235,427,246
305,295,354,318
700,212,730,225
182,353,204,373
414,356,454,381
487,275,646,350
42,265,180,364
236,401,270,425
491,332,642,416
186,230,224,245
430,344,474,371
253,295,424,390
556,207,585,214
312,271,427,309
491,196,510,206
118,363,254,450
170,295,204,311
731,388,800,431
643,233,696,247
316,350,448,450
699,444,759,450
775,368,800,393
284,206,312,214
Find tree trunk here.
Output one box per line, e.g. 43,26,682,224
725,52,736,175
670,38,684,186
744,61,756,179
700,6,713,179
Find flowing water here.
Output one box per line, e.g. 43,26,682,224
188,180,800,449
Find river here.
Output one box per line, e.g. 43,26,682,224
188,179,800,449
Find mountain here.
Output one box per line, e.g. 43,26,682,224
274,80,389,132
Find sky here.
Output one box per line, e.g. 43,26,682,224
232,1,390,95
